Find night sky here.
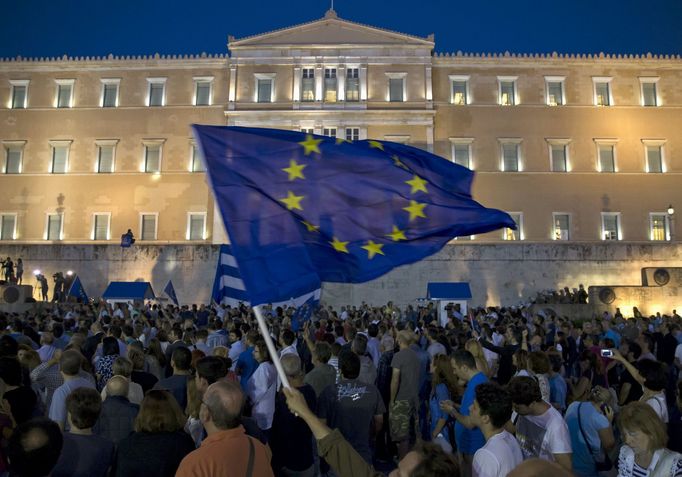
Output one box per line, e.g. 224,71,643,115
2,0,682,58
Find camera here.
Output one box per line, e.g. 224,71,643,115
600,349,613,358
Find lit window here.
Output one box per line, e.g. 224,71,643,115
9,80,29,109
301,69,315,102
96,141,116,173
187,213,206,240
144,143,162,173
190,144,205,172
255,74,274,103
46,214,63,241
449,75,469,105
593,77,613,106
194,77,213,106
646,145,663,173
498,77,517,106
140,214,158,241
323,128,337,138
553,213,570,240
55,80,74,108
504,213,523,241
450,138,474,169
345,128,359,141
649,213,670,241
324,68,337,102
49,141,71,174
386,73,406,102
499,140,521,171
0,214,17,240
92,214,110,240
640,77,659,107
597,143,616,172
346,68,359,102
147,78,166,107
3,142,24,174
300,128,314,135
545,77,565,106
547,139,571,172
101,79,120,108
601,213,621,240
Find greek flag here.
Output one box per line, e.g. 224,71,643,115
212,244,320,308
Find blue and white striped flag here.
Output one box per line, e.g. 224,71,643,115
212,244,321,308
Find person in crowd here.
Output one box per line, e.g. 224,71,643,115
7,417,63,477
49,350,96,430
440,349,488,477
227,328,245,366
278,329,298,358
616,402,682,477
611,349,669,423
466,339,491,378
176,381,274,477
390,330,421,459
367,323,381,367
112,390,196,477
547,353,567,412
617,341,644,406
94,375,139,443
528,351,551,403
246,339,278,436
146,338,166,380
318,349,385,465
283,385,459,477
304,341,336,398
0,357,38,425
191,329,211,356
206,320,228,350
127,346,158,394
270,354,317,477
469,382,523,477
15,258,23,285
164,326,187,377
479,326,521,385
507,376,572,472
37,332,57,363
669,381,682,453
353,334,377,386
100,356,144,404
564,386,616,477
52,387,115,477
95,336,120,391
429,354,457,452
153,346,192,410
571,350,602,402
237,330,260,389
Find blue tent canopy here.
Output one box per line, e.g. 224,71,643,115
102,282,156,301
426,282,472,300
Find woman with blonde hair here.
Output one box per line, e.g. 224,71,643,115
465,339,491,377
112,390,195,477
616,402,682,477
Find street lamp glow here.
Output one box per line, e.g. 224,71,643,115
667,204,675,215
33,269,41,275
66,270,73,276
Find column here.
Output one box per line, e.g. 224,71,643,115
228,66,237,110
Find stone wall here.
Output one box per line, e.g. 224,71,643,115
1,243,681,310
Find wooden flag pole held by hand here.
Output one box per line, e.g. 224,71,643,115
253,304,291,390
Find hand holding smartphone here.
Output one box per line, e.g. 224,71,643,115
600,349,614,358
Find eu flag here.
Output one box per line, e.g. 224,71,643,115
193,125,515,306
164,280,179,306
67,276,89,303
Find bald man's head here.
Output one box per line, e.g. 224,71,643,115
106,375,129,397
202,381,244,430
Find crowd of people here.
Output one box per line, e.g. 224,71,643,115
0,297,679,476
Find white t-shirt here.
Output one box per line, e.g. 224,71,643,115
643,393,669,424
675,343,682,364
515,404,572,461
473,430,524,477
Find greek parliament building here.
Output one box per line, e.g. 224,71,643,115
1,9,681,310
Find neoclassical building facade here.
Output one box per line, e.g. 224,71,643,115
1,10,681,306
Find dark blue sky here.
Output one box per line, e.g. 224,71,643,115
3,0,682,58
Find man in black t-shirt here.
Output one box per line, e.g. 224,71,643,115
318,350,386,464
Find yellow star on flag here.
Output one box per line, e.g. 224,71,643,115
282,160,306,181
386,225,407,242
298,135,323,156
368,140,384,150
392,155,409,170
335,137,350,145
279,191,305,211
330,237,349,253
300,220,320,233
406,175,428,194
403,200,427,221
361,240,385,259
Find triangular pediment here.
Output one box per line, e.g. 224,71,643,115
229,11,434,49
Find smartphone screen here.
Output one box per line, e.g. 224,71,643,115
600,349,613,358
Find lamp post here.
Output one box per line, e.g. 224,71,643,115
667,204,675,241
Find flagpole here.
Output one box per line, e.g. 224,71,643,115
253,304,291,389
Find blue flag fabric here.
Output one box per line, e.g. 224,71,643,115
67,276,88,303
164,280,179,306
291,295,319,332
212,244,250,307
193,125,516,306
